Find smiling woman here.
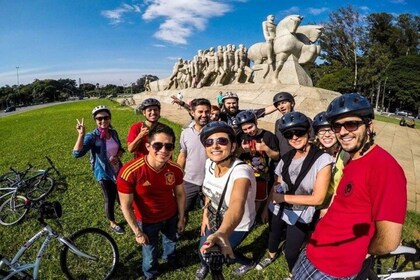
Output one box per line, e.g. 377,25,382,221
72,105,126,235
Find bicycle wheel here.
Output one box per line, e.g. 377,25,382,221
0,196,29,226
25,176,54,201
60,228,119,280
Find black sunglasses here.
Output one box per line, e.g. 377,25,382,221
151,142,175,151
331,121,365,133
95,116,110,121
204,137,230,147
283,130,307,139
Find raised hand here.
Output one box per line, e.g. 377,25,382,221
76,118,85,135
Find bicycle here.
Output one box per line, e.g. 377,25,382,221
363,241,420,280
0,156,61,226
0,200,119,279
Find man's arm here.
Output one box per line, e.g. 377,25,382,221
176,151,187,170
368,221,403,255
174,183,186,232
264,105,277,115
127,125,149,153
118,192,148,244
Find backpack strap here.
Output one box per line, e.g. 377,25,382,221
281,145,325,195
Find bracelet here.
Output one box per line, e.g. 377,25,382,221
180,101,185,106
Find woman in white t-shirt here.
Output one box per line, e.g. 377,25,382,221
196,121,257,279
72,105,125,234
257,111,333,275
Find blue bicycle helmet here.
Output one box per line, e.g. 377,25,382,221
140,98,161,110
278,111,310,133
326,93,374,122
235,110,256,126
200,121,236,145
312,111,329,132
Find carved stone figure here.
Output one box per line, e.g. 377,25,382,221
234,44,253,83
197,47,218,88
166,58,184,89
262,14,276,65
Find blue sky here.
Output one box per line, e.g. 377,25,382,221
0,0,418,87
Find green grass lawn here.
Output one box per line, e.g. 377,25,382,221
0,100,418,279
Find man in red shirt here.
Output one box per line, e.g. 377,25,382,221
127,98,161,159
118,124,186,280
293,93,407,279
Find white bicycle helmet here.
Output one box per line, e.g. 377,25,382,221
92,105,111,118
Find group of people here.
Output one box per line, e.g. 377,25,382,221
72,90,407,280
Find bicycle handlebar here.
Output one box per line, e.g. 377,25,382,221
45,156,61,177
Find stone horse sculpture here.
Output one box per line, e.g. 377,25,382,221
248,15,323,83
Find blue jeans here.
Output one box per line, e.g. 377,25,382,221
137,215,178,279
198,228,252,266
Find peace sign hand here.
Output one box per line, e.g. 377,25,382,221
76,118,85,135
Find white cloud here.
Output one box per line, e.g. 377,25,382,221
359,6,370,12
142,0,232,45
307,7,328,16
101,4,141,25
279,6,300,16
153,44,166,48
389,0,406,4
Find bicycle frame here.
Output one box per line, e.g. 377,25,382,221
0,225,96,280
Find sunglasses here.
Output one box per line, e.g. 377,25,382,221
204,137,230,147
151,142,175,151
283,130,307,139
95,116,110,121
317,128,334,136
331,121,365,133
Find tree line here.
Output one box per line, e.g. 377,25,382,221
0,75,158,109
309,5,419,114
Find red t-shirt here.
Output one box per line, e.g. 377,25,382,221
307,145,407,277
127,122,150,159
117,156,184,223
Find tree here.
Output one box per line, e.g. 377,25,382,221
386,55,420,112
135,75,159,92
319,5,363,88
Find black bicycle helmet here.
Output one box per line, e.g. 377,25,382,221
91,105,111,118
140,98,161,110
326,93,374,122
221,92,239,102
235,110,256,126
312,111,329,132
273,92,295,105
200,121,236,145
278,111,310,133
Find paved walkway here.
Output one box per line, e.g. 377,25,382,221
131,100,420,212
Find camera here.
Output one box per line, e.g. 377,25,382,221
202,245,234,272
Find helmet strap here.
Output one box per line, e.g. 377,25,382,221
359,120,375,156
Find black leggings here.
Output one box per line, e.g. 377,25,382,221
98,180,120,222
268,210,310,272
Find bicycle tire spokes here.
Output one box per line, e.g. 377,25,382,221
0,196,29,226
60,228,119,280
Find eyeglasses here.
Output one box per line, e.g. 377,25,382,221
95,116,110,121
204,137,230,147
331,121,365,133
151,142,175,151
283,130,307,139
317,128,334,136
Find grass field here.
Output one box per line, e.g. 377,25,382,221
0,99,418,279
